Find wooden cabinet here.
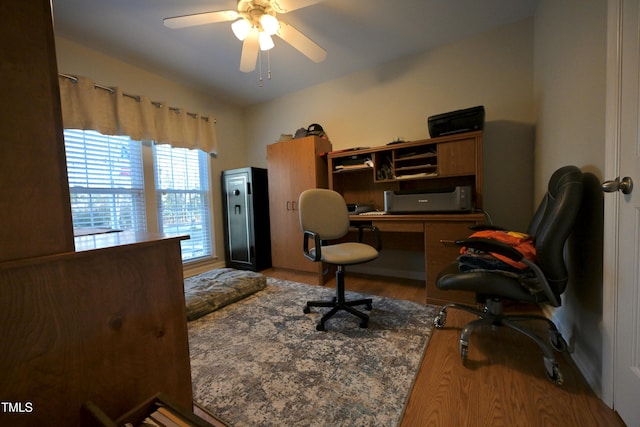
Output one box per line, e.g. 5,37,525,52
267,136,332,272
437,137,478,177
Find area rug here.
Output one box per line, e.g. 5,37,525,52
188,277,438,427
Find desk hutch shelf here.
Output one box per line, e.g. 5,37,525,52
328,131,483,210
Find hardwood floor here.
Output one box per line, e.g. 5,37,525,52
262,268,625,427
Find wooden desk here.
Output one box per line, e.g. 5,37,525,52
349,213,483,306
327,132,485,306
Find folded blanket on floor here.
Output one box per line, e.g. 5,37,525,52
184,268,266,321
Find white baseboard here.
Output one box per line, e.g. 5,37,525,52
543,305,602,396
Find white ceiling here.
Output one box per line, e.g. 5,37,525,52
51,0,539,107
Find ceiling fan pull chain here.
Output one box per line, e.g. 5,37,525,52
258,51,263,87
267,50,271,80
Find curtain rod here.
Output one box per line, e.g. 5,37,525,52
58,73,215,123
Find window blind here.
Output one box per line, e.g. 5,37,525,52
154,144,212,262
64,129,147,231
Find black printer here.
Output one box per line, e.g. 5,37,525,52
428,105,485,138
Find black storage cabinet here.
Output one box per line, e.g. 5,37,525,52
221,167,272,271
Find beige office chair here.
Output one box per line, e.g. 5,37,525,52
298,189,381,331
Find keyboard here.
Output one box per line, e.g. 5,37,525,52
358,211,387,216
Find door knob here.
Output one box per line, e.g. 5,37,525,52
602,176,633,194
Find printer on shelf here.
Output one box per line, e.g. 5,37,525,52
428,105,485,138
384,186,472,213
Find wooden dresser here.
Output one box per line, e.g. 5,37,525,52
0,2,195,425
0,233,193,426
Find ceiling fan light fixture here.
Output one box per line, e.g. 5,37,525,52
231,18,251,41
260,13,279,35
259,32,275,51
164,0,328,77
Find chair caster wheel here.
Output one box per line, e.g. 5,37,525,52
545,362,564,386
303,306,311,314
359,320,368,328
316,323,325,331
434,312,447,328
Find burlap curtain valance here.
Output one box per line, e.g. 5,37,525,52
58,75,218,154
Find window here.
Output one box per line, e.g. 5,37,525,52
63,130,213,263
64,130,146,231
154,144,212,262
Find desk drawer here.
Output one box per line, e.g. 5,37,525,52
425,220,477,305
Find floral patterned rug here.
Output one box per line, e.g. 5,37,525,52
188,277,438,427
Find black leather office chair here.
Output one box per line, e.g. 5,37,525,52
298,189,381,331
434,165,583,385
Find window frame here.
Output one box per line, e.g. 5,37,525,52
63,129,216,266
153,143,214,263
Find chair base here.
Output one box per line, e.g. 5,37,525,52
434,299,567,385
304,266,372,331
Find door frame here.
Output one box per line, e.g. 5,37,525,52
602,0,622,408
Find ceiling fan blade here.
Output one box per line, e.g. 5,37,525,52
163,10,238,29
276,21,327,63
239,30,260,72
271,0,325,14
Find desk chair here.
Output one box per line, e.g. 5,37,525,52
299,189,381,331
434,165,583,385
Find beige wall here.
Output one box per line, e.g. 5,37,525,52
533,1,607,196
533,0,607,395
55,36,246,273
244,19,536,231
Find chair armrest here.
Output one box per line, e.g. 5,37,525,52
303,230,322,262
357,224,382,251
521,258,560,307
458,238,561,307
455,237,523,263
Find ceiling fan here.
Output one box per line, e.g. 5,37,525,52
163,0,327,73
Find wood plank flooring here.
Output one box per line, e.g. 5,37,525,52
262,268,625,427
